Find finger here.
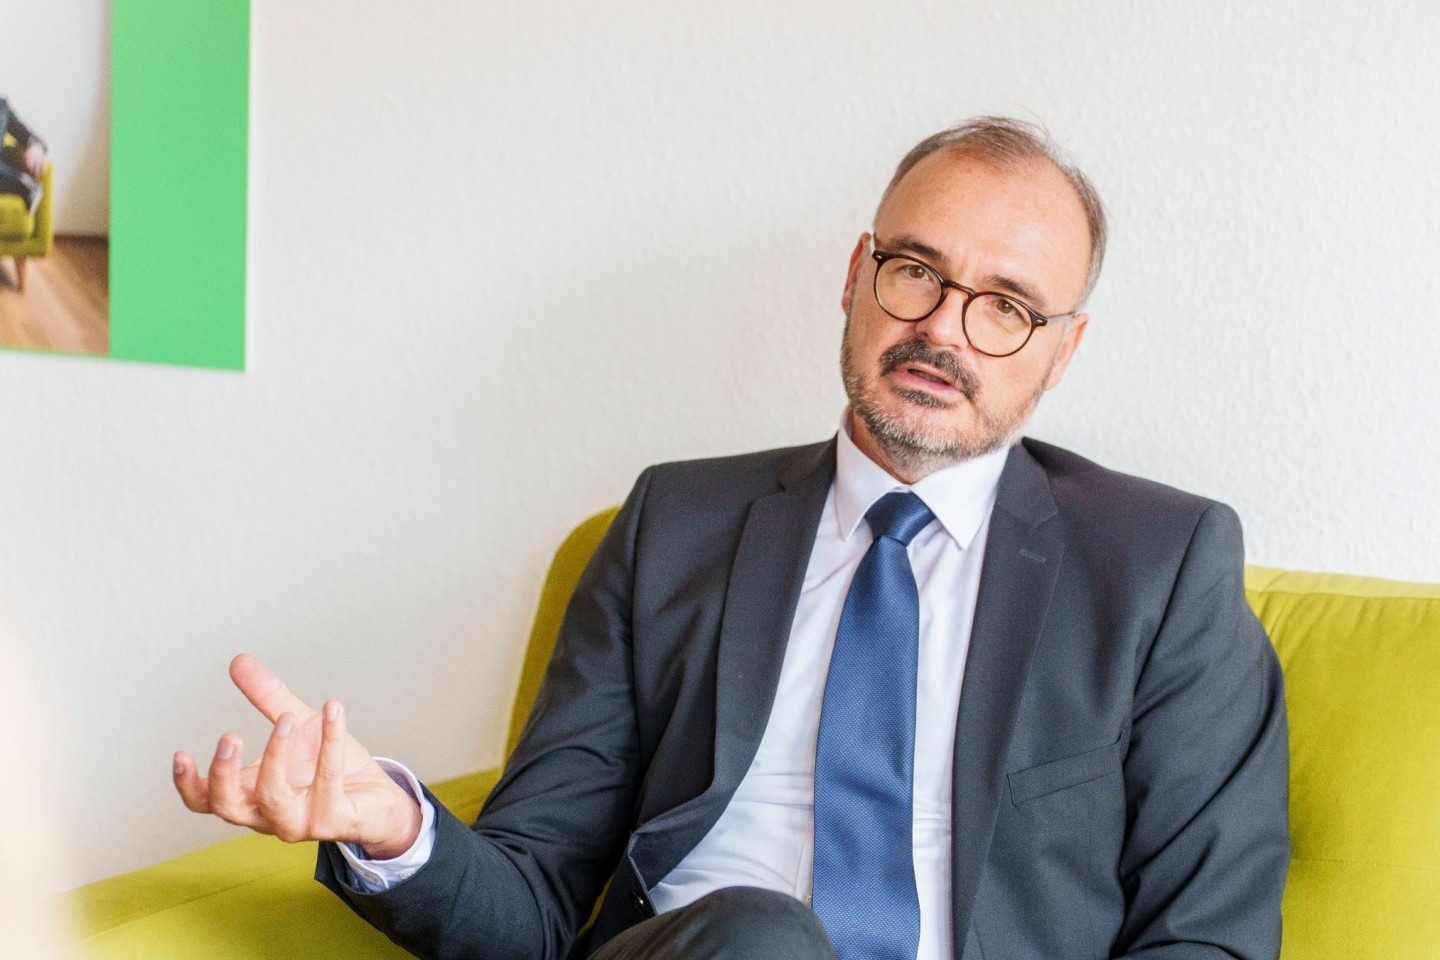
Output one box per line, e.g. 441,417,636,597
207,734,266,831
254,714,305,841
172,751,211,813
311,701,348,824
229,654,313,723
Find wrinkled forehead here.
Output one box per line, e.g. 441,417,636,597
875,150,1092,310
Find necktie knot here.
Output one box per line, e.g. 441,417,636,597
865,491,935,547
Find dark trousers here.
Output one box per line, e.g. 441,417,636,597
590,887,838,960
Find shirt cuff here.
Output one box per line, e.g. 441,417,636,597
336,758,436,893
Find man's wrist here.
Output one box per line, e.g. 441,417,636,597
357,759,425,859
359,789,423,860
336,760,437,892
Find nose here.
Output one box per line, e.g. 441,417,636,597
912,289,972,354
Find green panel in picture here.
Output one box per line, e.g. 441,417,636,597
110,1,248,370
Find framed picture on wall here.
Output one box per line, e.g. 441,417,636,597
0,1,249,371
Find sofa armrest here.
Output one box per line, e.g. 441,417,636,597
67,768,501,959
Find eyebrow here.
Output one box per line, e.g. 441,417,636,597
981,272,1046,309
883,233,1052,313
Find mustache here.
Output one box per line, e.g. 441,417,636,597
879,338,979,399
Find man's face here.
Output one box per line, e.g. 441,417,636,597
840,150,1092,480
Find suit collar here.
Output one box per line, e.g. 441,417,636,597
994,439,1060,529
777,436,836,491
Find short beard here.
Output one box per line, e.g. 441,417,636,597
841,317,1053,475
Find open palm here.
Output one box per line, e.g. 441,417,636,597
173,654,421,857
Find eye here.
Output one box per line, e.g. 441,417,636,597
902,264,930,281
972,294,1033,335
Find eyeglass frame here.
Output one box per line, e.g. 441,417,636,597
869,242,1078,358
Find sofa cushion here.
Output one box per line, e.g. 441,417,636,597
0,196,34,240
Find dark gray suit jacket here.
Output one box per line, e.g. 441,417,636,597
319,437,1289,960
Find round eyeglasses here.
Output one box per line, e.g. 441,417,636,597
870,246,1076,358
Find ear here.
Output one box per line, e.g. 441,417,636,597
1043,313,1088,390
840,232,870,314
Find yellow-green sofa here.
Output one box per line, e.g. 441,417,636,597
66,509,1440,958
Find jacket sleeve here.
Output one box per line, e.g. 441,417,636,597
317,470,654,960
1115,502,1290,959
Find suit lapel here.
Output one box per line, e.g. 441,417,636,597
950,441,1065,954
709,441,835,794
630,439,835,884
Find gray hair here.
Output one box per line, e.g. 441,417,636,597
876,116,1108,307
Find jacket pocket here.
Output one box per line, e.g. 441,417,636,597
1007,731,1125,806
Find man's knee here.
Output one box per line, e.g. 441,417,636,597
684,887,835,958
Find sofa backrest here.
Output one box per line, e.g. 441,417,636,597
1245,567,1440,959
506,508,620,758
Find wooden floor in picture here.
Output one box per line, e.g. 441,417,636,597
0,236,110,356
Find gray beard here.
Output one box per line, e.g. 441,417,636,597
840,322,1052,475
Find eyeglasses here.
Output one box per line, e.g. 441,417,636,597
870,243,1076,358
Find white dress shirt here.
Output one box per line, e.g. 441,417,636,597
345,416,1010,960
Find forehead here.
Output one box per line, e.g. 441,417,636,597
875,150,1091,308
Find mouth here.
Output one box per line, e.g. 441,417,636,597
869,337,979,402
892,362,961,395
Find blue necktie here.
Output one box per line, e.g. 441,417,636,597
812,491,934,960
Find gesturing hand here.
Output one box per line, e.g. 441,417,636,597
173,654,422,860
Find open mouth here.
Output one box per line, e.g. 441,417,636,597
894,363,960,393
905,365,952,387
874,338,977,400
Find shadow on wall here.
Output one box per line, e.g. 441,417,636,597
0,627,76,958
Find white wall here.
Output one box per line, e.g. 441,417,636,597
6,0,110,235
0,0,1437,890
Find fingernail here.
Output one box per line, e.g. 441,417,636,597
173,755,184,776
325,701,339,722
276,715,294,737
217,738,235,760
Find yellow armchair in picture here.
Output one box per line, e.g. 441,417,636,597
0,132,54,292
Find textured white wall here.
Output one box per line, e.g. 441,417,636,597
6,0,110,235
0,0,1436,889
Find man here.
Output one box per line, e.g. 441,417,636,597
175,117,1289,960
0,98,47,212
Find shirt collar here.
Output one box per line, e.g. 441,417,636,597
834,409,1011,550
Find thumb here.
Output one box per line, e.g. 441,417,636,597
229,654,314,723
